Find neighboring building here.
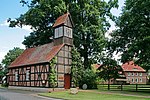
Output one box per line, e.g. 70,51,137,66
8,13,74,89
122,61,147,84
95,61,147,84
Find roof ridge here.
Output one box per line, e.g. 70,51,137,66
9,43,64,68
53,13,70,28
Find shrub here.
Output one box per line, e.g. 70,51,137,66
79,69,97,89
1,83,9,87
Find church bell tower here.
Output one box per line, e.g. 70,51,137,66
53,13,74,46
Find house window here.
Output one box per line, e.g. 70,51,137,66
58,26,63,37
15,72,18,81
26,70,30,81
64,26,69,37
135,78,138,83
140,78,142,82
128,72,131,76
128,78,130,82
131,72,134,76
135,73,138,76
132,78,134,83
139,73,142,76
70,29,72,38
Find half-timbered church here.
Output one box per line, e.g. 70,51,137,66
8,13,73,89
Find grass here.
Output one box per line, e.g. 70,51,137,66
97,84,150,96
39,90,150,100
0,84,3,88
97,84,150,91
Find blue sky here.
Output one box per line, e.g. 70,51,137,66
0,0,31,62
0,0,125,63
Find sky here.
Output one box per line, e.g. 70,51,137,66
0,0,125,63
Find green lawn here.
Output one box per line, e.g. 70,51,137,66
98,84,150,92
97,84,150,91
39,91,149,100
97,84,150,96
0,84,2,88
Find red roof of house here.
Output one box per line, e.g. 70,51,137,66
9,43,64,68
53,13,73,28
121,61,145,72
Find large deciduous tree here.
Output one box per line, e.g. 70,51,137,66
108,0,150,71
9,0,118,68
97,58,121,90
1,47,23,83
2,47,24,72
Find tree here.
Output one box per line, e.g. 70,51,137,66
1,47,24,75
71,47,84,87
80,69,97,89
9,0,119,69
108,0,150,71
0,47,23,86
69,0,118,68
2,47,24,67
0,64,4,82
97,58,121,90
9,0,67,48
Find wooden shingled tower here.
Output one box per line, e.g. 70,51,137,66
53,12,74,46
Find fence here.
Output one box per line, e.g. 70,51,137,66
97,84,150,92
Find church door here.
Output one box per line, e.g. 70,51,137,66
64,74,71,89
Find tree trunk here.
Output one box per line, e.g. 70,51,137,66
108,79,110,90
83,51,89,69
83,40,91,69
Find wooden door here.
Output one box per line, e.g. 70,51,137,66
64,74,71,89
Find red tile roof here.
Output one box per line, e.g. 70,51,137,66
53,13,70,28
9,43,64,68
121,61,145,72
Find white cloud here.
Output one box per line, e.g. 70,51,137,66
0,45,25,63
0,20,10,26
21,25,33,32
0,20,33,32
105,26,115,39
0,52,7,63
19,44,26,49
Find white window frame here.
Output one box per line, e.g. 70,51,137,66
59,26,63,37
15,72,18,81
132,78,134,83
26,70,30,81
55,28,57,38
55,28,59,38
135,73,138,76
64,26,68,37
135,78,138,83
140,78,142,82
128,78,130,82
132,72,134,76
128,72,131,76
68,28,72,38
139,73,142,76
70,28,72,38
